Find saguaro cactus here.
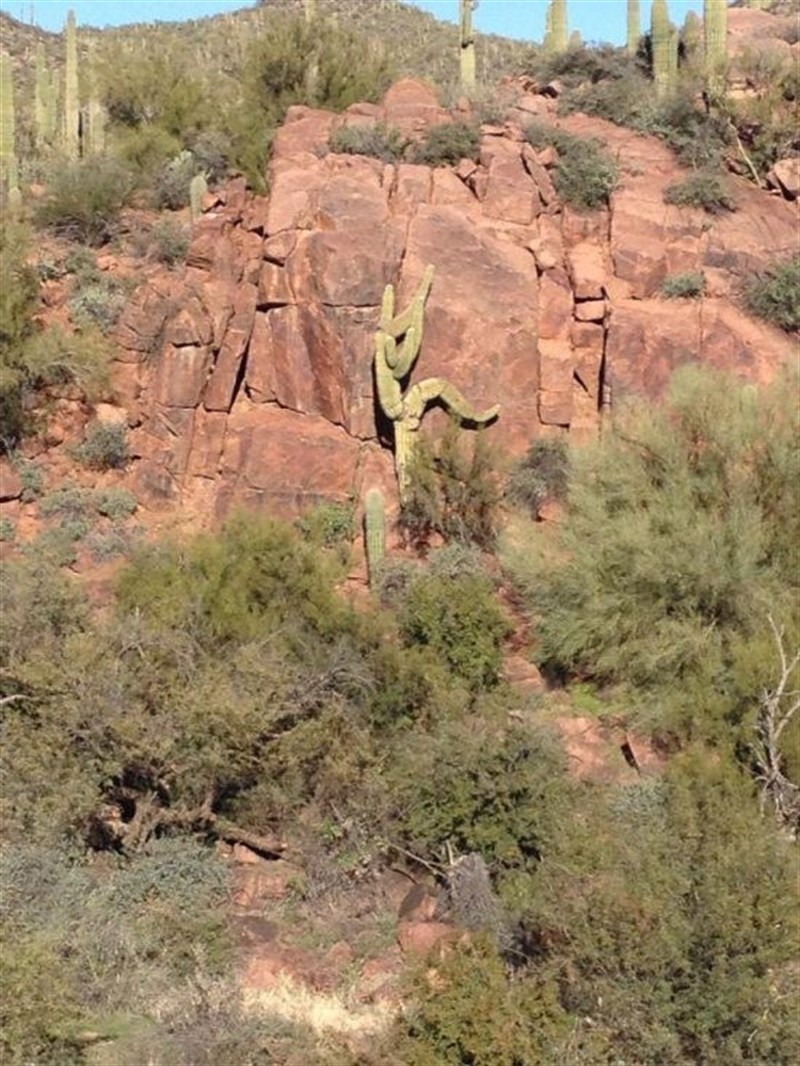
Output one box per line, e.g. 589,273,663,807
544,0,568,54
651,0,672,98
34,43,48,150
64,10,80,160
459,1,477,93
626,0,641,55
682,10,703,67
364,488,386,585
374,265,500,501
0,51,17,188
704,0,728,96
190,172,208,222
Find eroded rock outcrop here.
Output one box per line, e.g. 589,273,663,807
114,76,797,521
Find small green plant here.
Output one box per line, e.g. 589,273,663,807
0,517,15,541
507,437,570,519
95,487,138,520
150,219,190,265
297,501,355,549
85,526,139,561
39,487,95,519
662,271,706,299
63,246,99,282
329,122,407,162
73,422,129,471
15,461,44,502
68,276,128,332
411,121,480,165
154,149,200,210
35,157,135,245
525,122,618,209
664,171,736,213
743,255,800,332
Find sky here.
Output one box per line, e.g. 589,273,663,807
4,0,708,46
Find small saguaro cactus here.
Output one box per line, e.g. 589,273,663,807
189,171,208,222
459,0,477,93
364,488,386,585
374,265,500,501
64,9,80,160
704,0,728,97
626,0,641,55
651,0,673,99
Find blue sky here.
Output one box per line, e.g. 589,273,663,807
6,1,706,46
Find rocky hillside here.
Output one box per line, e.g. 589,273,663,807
97,72,795,533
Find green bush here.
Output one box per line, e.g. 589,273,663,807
296,501,355,549
744,255,800,332
68,276,129,332
0,517,15,541
664,170,736,213
399,572,508,692
411,121,480,166
329,122,407,162
525,122,618,209
17,325,112,401
150,219,190,266
662,271,706,298
73,421,129,470
0,221,39,450
153,149,202,210
35,157,135,245
503,365,800,741
38,486,95,520
95,487,138,520
506,437,569,518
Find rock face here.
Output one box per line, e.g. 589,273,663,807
113,78,797,521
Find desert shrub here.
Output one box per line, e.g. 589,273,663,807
297,501,355,549
662,270,706,298
425,542,486,582
531,42,644,87
329,122,407,162
18,325,112,401
525,122,618,209
150,219,190,265
506,437,569,519
68,275,129,332
518,751,800,1064
664,170,736,213
399,426,501,550
153,149,202,210
85,527,140,562
73,421,129,470
0,517,14,541
14,461,43,502
744,255,800,331
398,571,508,692
387,717,568,883
411,121,480,165
38,486,95,520
373,556,418,608
35,157,135,245
503,364,800,740
0,221,39,449
386,937,567,1066
63,245,99,281
95,487,138,520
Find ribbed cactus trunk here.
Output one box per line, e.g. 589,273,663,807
704,0,728,96
0,52,17,190
34,44,48,150
651,0,672,99
550,0,568,54
64,10,80,160
364,488,386,586
190,172,208,222
83,48,106,156
682,10,703,67
668,23,679,87
626,0,641,55
459,0,476,93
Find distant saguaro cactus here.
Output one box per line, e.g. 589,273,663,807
704,0,728,96
651,0,673,98
626,0,641,55
459,0,477,93
34,43,49,150
544,0,568,54
64,10,80,160
0,51,17,189
189,172,208,222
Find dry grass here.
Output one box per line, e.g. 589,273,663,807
242,972,395,1039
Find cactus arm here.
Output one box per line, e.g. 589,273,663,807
404,377,500,430
704,0,728,97
651,0,672,99
626,0,641,55
375,334,404,420
459,0,477,92
383,266,435,339
379,282,395,332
